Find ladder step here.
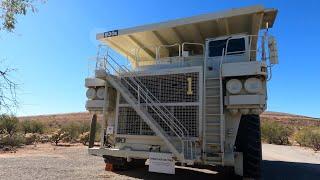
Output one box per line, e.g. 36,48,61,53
206,152,223,160
206,132,220,136
206,77,219,80
206,95,220,98
206,86,220,89
206,156,222,161
205,161,222,165
206,122,220,126
206,113,221,116
206,142,220,146
206,104,220,107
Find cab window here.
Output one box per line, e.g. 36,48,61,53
226,38,245,55
208,38,245,57
208,39,226,57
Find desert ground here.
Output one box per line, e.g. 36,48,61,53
0,143,319,180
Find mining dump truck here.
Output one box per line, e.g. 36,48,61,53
85,5,278,178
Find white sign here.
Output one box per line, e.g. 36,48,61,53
106,126,114,134
148,152,175,174
104,30,118,37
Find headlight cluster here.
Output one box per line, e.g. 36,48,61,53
226,78,262,94
226,79,242,94
86,87,105,100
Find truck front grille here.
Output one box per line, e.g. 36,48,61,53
117,71,201,137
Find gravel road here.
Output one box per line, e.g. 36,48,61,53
0,143,319,180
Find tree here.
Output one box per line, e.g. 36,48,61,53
0,65,18,112
0,0,44,32
0,0,45,112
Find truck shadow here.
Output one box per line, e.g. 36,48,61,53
263,160,320,180
115,165,240,180
111,160,320,180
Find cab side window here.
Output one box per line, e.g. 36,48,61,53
208,37,245,57
226,38,245,55
208,39,227,57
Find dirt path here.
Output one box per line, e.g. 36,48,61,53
0,143,319,180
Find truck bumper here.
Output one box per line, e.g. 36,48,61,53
88,147,152,159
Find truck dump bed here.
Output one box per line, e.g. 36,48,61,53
96,5,277,63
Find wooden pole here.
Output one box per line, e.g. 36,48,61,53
89,114,97,148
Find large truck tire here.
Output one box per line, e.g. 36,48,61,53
235,114,262,179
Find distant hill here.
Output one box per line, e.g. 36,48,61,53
261,111,319,127
19,112,92,122
18,111,319,127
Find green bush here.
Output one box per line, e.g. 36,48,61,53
0,114,19,136
0,133,25,147
0,115,25,148
50,129,70,145
61,122,81,142
60,121,92,143
39,134,51,143
79,121,91,134
24,133,41,145
261,121,293,145
79,131,90,145
295,127,320,151
45,120,61,132
20,120,45,134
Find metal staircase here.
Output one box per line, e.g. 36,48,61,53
203,50,225,165
97,51,196,163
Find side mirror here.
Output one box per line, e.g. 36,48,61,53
268,36,279,65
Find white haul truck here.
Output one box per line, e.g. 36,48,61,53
85,5,278,178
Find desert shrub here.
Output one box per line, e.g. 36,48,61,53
0,133,25,147
79,121,91,134
0,133,8,148
61,122,81,143
295,127,320,151
60,121,92,143
50,129,70,145
39,134,51,143
261,121,293,145
0,114,19,136
45,120,61,132
78,123,101,145
79,131,90,145
20,120,45,134
0,115,27,148
24,133,41,145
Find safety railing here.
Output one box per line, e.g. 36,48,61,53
182,42,205,56
97,45,196,160
219,48,225,160
133,42,205,68
157,43,181,59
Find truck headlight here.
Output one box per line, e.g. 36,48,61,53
244,78,262,93
96,87,105,99
86,88,96,99
226,79,242,94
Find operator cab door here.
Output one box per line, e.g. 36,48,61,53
205,35,249,77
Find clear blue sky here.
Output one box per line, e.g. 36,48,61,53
0,0,319,118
